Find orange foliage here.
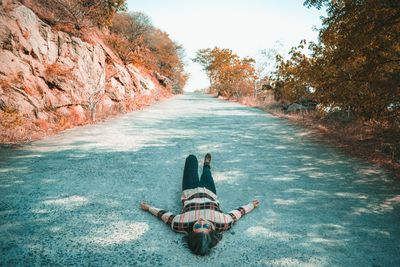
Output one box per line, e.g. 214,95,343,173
0,110,23,129
194,47,256,98
58,115,72,129
109,12,187,93
132,93,152,110
44,63,74,89
45,63,73,77
274,1,400,122
104,34,133,63
53,23,77,35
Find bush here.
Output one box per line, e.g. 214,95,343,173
23,0,127,30
110,13,188,92
105,34,133,63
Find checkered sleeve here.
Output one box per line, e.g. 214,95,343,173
148,206,175,225
228,202,255,223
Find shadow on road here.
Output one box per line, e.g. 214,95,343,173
1,93,399,266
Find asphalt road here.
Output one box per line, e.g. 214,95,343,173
1,93,399,266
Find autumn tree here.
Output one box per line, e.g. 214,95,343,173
273,0,400,122
273,40,315,103
79,0,127,27
110,12,152,45
146,29,188,93
108,12,153,64
193,47,256,98
109,13,188,93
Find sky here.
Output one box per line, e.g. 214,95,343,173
126,0,325,92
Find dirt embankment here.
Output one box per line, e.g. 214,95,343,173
0,3,173,144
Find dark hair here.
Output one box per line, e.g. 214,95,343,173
186,229,222,256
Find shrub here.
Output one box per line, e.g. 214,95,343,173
105,34,133,63
23,0,127,30
45,63,73,79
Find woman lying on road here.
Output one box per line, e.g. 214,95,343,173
140,154,260,255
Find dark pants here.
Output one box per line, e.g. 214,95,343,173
182,154,216,194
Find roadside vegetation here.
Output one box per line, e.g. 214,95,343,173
194,0,400,175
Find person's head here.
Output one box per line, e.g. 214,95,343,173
186,218,222,256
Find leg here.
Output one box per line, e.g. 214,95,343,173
199,165,216,194
182,155,200,191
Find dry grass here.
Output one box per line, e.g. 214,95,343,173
236,96,260,107
271,109,399,178
79,28,99,46
45,63,73,78
53,23,77,35
58,115,70,129
132,93,153,110
0,110,23,129
229,95,400,179
0,110,33,143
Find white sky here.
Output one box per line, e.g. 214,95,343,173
126,0,325,92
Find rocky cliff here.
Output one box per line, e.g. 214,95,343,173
0,3,172,144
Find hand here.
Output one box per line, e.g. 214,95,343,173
252,199,260,208
140,202,150,211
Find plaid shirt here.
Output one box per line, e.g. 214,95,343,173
148,187,255,233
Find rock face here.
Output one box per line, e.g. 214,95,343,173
0,4,172,143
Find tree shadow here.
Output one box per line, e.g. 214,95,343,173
1,93,400,266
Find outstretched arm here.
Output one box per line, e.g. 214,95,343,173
140,202,175,225
228,199,260,223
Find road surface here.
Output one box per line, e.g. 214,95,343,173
1,93,399,266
